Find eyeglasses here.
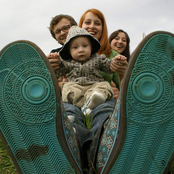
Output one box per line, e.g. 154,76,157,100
54,25,71,35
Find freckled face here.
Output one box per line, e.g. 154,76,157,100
69,36,92,61
81,12,102,41
110,32,127,54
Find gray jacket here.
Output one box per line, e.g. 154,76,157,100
55,54,113,85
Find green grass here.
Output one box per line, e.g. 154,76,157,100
0,139,18,174
83,113,95,130
74,110,95,130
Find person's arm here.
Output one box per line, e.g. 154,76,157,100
110,55,128,88
47,52,61,70
53,59,68,91
107,50,120,98
111,80,120,99
57,76,67,90
47,52,68,90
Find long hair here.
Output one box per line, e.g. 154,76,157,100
109,29,130,61
79,9,112,57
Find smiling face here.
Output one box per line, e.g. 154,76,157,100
110,32,127,54
69,36,92,61
53,18,71,45
81,12,103,41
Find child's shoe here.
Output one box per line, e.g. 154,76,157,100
96,31,174,173
81,91,106,115
0,40,82,174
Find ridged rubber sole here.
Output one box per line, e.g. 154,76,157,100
99,31,174,174
0,40,82,174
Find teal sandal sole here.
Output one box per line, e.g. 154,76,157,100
0,40,82,174
98,31,174,174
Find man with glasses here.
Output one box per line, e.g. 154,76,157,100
47,14,77,71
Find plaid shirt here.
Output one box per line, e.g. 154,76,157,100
55,54,114,85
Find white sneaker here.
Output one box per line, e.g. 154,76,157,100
81,91,106,115
67,115,75,122
67,116,76,133
72,127,76,133
82,107,92,115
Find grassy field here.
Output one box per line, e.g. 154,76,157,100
0,138,174,173
0,139,18,174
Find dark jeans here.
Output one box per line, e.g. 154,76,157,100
63,98,116,173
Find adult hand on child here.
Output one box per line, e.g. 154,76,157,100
57,75,67,90
111,81,120,99
110,55,128,75
47,52,61,70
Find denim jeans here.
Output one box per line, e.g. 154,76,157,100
63,98,116,173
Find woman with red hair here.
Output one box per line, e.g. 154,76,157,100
79,9,112,58
79,9,127,92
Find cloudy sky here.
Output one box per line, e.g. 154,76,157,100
0,0,174,55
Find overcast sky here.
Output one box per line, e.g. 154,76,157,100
0,0,174,55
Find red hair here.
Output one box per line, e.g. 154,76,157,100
79,9,112,57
